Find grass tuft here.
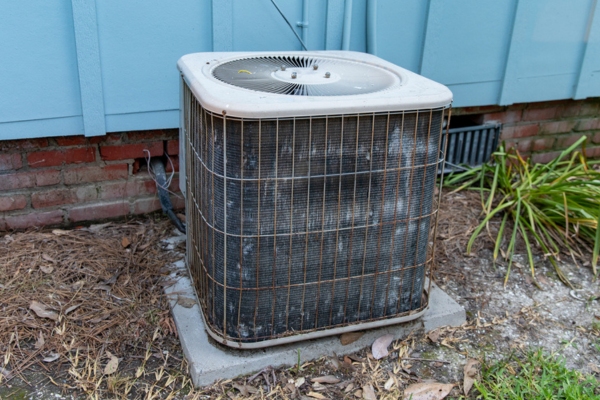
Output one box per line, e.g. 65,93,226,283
444,136,600,286
474,350,600,400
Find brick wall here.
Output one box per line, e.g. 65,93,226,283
453,98,600,163
1,98,599,230
0,129,182,230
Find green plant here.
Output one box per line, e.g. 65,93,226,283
445,136,600,286
474,350,599,399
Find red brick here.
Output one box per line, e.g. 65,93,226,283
55,136,87,146
522,107,559,121
456,105,504,115
63,164,128,185
0,138,48,152
168,173,181,192
0,169,61,191
170,194,185,210
516,140,532,154
31,186,97,209
501,124,539,139
165,157,180,173
561,102,582,118
166,140,180,155
554,134,586,150
584,146,600,158
127,129,168,142
483,110,521,124
575,118,600,132
0,195,27,212
132,197,161,214
532,137,555,152
27,147,95,168
100,142,163,161
539,120,576,135
99,176,157,200
578,102,600,117
592,132,600,144
529,100,570,109
68,201,130,223
1,210,63,231
0,153,23,171
531,151,562,164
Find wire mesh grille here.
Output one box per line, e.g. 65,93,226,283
183,81,448,345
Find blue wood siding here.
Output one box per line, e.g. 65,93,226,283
1,0,598,140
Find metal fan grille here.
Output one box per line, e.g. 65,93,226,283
182,81,448,346
211,55,398,96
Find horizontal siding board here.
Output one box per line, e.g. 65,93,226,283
0,1,82,125
105,110,179,133
232,1,304,51
420,0,516,85
501,0,594,105
374,0,430,73
95,0,212,116
0,117,84,141
575,0,600,99
3,1,600,141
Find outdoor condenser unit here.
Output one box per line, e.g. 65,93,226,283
177,51,452,348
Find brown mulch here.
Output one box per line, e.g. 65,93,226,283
0,216,190,398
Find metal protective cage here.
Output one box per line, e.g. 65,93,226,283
182,80,450,348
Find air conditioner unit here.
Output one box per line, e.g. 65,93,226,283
177,51,452,349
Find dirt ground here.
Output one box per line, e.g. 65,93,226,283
1,189,599,399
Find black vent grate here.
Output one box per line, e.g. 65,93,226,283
441,123,501,173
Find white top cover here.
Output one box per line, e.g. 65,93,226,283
177,51,452,119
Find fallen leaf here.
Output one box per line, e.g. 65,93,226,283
71,280,85,291
307,392,326,399
177,213,186,222
177,296,197,308
52,229,69,236
295,377,305,387
402,382,454,400
384,377,394,391
428,329,440,343
345,382,355,393
362,384,376,400
463,359,479,395
35,332,45,349
30,301,58,321
340,331,364,345
42,353,60,363
104,352,119,375
233,383,249,396
353,389,363,398
372,333,395,359
64,303,81,315
312,375,340,384
89,313,110,323
344,356,353,364
39,265,54,274
41,253,55,263
121,237,131,248
329,353,340,370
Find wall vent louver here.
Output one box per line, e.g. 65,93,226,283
178,51,453,348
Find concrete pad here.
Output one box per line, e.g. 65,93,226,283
165,259,465,387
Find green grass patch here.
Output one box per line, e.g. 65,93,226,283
444,136,600,286
474,350,600,399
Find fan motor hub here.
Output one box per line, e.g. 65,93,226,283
271,67,340,85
